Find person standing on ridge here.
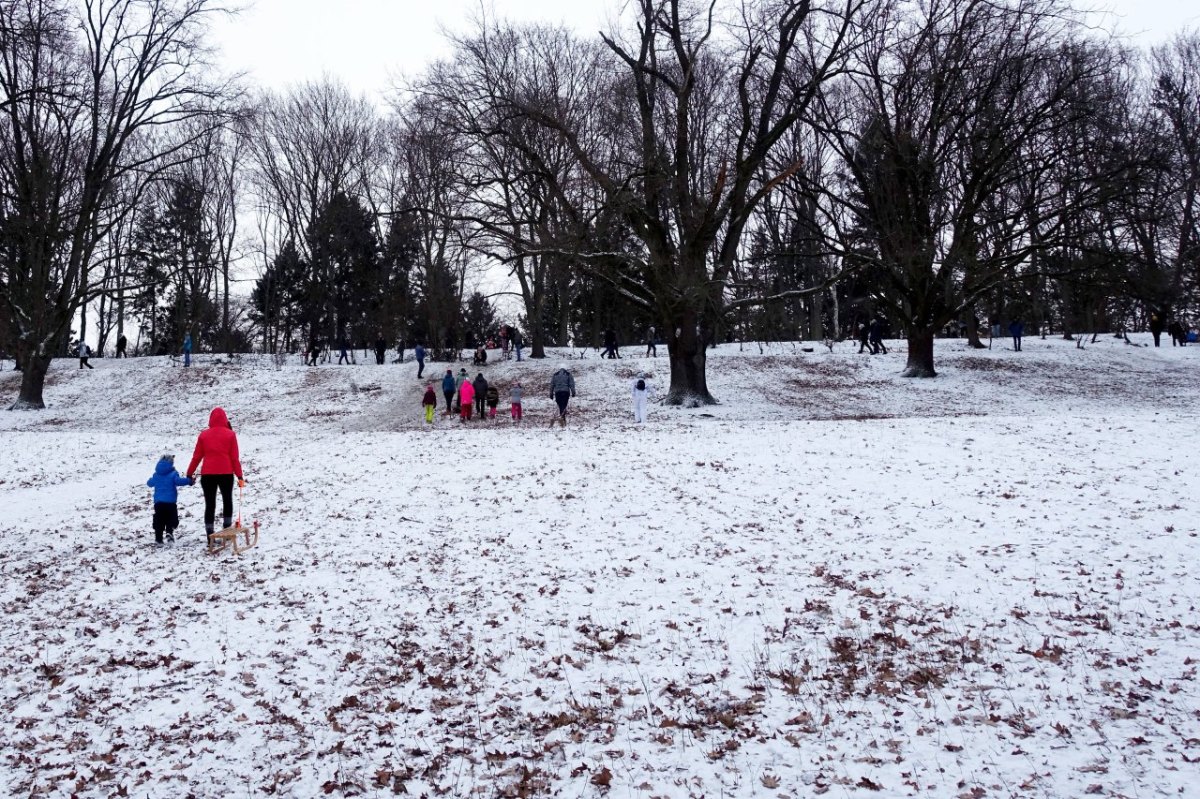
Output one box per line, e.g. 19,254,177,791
182,333,192,367
413,342,426,378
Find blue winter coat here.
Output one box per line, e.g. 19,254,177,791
441,373,456,393
147,458,190,503
415,345,426,362
182,335,193,353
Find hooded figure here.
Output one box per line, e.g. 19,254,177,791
459,375,476,420
186,407,244,540
147,455,191,544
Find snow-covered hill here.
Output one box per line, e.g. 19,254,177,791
1,335,1197,798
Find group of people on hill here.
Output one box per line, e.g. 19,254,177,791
856,318,890,354
419,364,655,427
1148,312,1196,347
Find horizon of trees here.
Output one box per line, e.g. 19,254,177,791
2,0,1198,408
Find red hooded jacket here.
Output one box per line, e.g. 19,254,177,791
186,407,243,479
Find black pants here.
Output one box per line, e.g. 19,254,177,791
152,502,179,541
375,348,386,364
443,389,454,411
555,391,571,417
200,474,235,529
79,357,93,369
416,359,424,378
475,395,486,417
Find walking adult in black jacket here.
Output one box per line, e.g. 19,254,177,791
1149,312,1165,347
473,373,488,418
374,335,387,365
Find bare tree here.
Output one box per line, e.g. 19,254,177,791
0,0,236,408
814,0,1130,376
443,1,863,404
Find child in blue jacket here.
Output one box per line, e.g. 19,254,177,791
147,454,192,545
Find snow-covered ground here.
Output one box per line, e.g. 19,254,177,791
1,334,1197,798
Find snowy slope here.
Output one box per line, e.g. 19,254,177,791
0,335,1197,798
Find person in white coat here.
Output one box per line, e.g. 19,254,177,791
631,373,652,423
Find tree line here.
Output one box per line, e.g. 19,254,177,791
2,0,1197,408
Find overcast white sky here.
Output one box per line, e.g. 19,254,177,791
210,0,1200,101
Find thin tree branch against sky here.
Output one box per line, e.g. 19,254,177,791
212,0,615,100
208,0,1199,100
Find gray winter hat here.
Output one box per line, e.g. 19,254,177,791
160,453,175,463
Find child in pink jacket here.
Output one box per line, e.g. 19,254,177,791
459,377,475,421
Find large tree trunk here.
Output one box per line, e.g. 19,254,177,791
664,309,716,405
902,327,937,378
11,353,52,409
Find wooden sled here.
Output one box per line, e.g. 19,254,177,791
208,520,260,555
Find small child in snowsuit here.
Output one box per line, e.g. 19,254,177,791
146,454,192,545
486,384,500,419
510,383,523,422
422,383,437,423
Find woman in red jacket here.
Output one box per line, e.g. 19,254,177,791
186,407,245,541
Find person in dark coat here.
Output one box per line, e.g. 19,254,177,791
512,328,524,361
485,383,500,419
374,334,387,365
1149,312,1165,347
1168,319,1187,347
338,333,352,364
868,318,888,354
857,323,871,354
473,373,489,419
116,334,127,358
645,326,657,357
602,328,619,359
1009,319,1024,351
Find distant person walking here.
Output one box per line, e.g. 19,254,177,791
868,318,888,354
337,334,352,365
645,326,657,357
185,407,245,543
602,328,620,359
182,333,192,367
373,334,387,365
857,323,871,354
1149,312,1165,347
549,364,576,427
512,328,524,361
78,341,94,369
1009,319,1024,351
116,334,128,358
1168,319,1187,347
631,373,652,423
